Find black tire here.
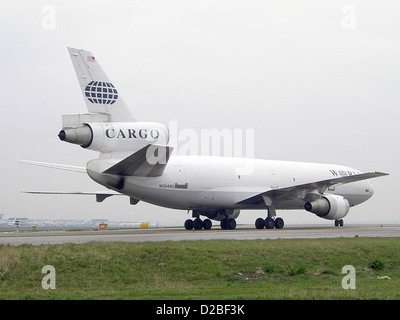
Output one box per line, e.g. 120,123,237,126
193,218,203,230
255,218,265,229
227,218,236,230
339,219,344,227
335,219,339,227
265,217,275,229
275,217,284,229
220,219,228,230
203,219,212,230
184,219,193,230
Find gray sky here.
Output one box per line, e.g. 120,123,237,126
0,0,398,226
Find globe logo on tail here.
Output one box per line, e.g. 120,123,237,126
84,81,118,105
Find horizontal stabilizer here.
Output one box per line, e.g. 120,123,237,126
103,144,173,177
11,159,86,173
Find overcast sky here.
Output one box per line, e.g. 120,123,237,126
0,0,398,226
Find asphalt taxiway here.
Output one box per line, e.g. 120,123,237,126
0,224,399,245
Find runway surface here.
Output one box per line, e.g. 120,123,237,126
0,224,399,245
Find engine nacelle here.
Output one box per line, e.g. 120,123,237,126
304,194,350,220
59,122,169,153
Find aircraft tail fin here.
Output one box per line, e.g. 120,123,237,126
67,47,136,122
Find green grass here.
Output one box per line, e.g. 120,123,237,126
1,238,400,300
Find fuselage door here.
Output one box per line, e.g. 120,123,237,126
269,170,278,189
175,167,188,189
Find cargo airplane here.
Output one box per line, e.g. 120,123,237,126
22,48,388,230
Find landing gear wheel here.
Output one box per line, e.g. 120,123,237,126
184,219,193,230
220,219,228,230
255,218,265,229
334,219,344,227
203,219,212,230
193,218,203,230
275,217,284,229
265,217,275,229
227,218,236,230
220,218,236,230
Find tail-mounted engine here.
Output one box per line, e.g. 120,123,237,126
58,114,169,153
304,194,350,220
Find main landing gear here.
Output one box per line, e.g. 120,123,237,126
184,218,238,230
220,218,237,230
184,209,239,230
184,218,212,230
255,217,284,229
255,206,284,230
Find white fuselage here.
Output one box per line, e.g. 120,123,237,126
87,155,374,212
50,47,386,229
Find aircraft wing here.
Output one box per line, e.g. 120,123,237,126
21,190,142,204
21,191,122,203
13,160,128,203
237,171,389,206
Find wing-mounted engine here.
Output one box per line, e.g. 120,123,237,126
58,114,169,154
304,194,350,220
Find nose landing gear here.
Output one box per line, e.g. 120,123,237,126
334,219,344,227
